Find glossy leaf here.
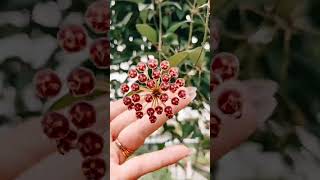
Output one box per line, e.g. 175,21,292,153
168,51,189,67
136,24,158,44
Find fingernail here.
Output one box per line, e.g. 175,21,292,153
187,87,197,100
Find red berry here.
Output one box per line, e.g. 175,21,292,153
160,93,169,102
57,24,87,53
82,157,106,180
132,94,140,102
178,90,186,99
211,53,239,81
149,115,157,123
155,106,163,115
34,69,62,99
175,78,185,87
217,90,242,115
152,69,161,79
147,80,156,89
67,67,95,97
147,59,158,69
137,62,147,72
120,83,129,93
211,114,221,138
131,83,140,91
136,111,143,119
160,60,170,70
161,74,171,83
138,74,148,83
41,112,69,139
128,68,138,78
128,103,135,110
147,108,155,116
160,82,170,91
123,97,132,106
164,106,173,114
168,67,179,78
85,0,109,34
57,130,78,155
77,131,104,157
166,113,174,119
171,97,179,105
134,103,143,111
89,38,109,69
169,83,178,93
145,94,153,103
69,101,96,129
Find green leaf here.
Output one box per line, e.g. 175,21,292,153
115,12,133,27
139,9,148,24
49,90,107,111
182,123,194,138
162,16,169,28
167,20,188,33
136,24,158,44
161,1,182,10
188,47,205,65
168,51,189,67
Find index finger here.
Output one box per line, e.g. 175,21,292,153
110,99,127,121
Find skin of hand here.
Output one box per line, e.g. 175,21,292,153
0,84,270,180
109,86,196,180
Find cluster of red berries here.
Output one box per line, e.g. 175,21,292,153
57,0,109,69
121,59,186,123
210,52,241,138
34,0,109,179
34,67,105,179
34,67,96,99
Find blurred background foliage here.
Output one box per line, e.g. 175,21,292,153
110,0,210,179
212,0,320,179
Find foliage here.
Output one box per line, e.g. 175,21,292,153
110,0,210,178
212,0,320,178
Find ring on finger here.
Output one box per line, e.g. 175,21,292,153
114,139,133,159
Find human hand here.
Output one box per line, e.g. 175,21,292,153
109,86,197,180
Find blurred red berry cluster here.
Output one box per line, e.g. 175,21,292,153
210,52,241,138
121,59,186,123
34,0,109,179
57,0,110,69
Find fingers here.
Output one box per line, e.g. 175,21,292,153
121,145,191,179
212,99,277,161
116,87,196,162
0,96,107,179
15,151,86,180
110,99,127,121
212,102,257,161
0,122,55,180
16,129,108,180
110,107,139,140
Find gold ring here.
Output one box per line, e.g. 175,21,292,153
114,139,133,159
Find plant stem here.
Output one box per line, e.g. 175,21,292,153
202,2,210,45
187,0,197,50
158,1,162,60
194,1,210,67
